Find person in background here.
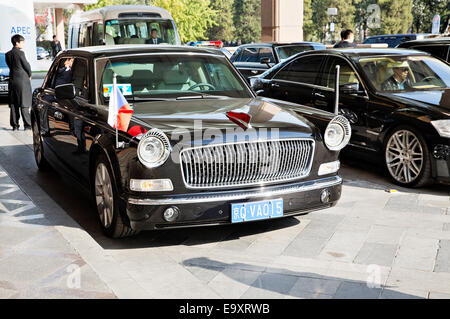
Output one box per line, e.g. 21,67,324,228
333,29,357,48
5,34,32,131
51,35,62,59
146,29,163,44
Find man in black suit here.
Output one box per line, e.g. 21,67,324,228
146,29,163,44
54,58,74,87
333,29,357,48
5,34,32,131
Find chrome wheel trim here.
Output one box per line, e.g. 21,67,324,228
95,163,114,228
32,122,42,164
385,130,423,184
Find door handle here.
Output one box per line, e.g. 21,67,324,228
251,70,259,74
51,102,59,107
314,92,326,98
271,83,280,88
54,111,63,120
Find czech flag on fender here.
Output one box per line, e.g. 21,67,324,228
107,83,133,132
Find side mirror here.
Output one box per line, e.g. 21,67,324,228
55,83,76,100
260,57,272,67
339,82,362,95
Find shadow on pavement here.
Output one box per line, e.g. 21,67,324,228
182,257,423,299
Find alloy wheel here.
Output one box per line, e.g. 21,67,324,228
95,163,114,228
385,129,424,184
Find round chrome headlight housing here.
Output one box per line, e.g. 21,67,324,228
137,129,171,168
324,115,351,151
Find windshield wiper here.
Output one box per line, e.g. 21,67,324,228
132,96,174,102
176,92,228,100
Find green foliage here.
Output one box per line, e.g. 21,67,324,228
412,0,449,33
369,0,413,35
151,0,218,43
84,0,138,11
233,0,261,43
206,0,235,42
303,0,315,41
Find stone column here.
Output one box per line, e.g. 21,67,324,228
261,0,304,42
55,8,65,49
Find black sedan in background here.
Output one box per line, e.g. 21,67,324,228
31,45,351,238
252,48,450,187
230,42,326,81
397,37,450,62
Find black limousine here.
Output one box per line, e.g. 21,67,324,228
32,45,351,238
251,48,450,187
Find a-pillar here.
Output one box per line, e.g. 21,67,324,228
261,0,304,42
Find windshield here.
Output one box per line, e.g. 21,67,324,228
359,55,450,92
0,54,7,68
99,54,252,105
275,45,322,62
105,19,178,45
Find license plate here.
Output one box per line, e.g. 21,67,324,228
0,85,7,91
231,198,283,223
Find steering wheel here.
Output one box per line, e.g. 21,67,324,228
422,76,437,82
188,83,216,91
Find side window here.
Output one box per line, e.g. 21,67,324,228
71,59,89,100
240,47,260,62
414,45,449,61
274,55,323,84
230,48,241,62
79,24,87,47
321,57,359,88
258,47,275,63
92,22,104,45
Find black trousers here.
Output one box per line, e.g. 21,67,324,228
10,105,31,129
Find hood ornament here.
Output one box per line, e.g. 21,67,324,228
226,111,252,130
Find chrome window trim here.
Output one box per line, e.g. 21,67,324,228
178,137,316,190
128,176,341,206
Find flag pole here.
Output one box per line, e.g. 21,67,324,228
113,73,119,149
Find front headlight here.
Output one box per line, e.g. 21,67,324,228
137,128,171,168
324,115,351,151
431,120,450,138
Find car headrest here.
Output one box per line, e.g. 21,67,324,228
163,70,189,85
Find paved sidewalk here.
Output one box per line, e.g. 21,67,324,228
0,102,449,299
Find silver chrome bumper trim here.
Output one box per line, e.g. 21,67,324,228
128,176,342,206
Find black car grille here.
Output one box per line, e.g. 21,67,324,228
180,139,315,189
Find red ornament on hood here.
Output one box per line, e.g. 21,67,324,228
226,111,252,130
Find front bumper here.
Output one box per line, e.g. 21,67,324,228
126,175,342,231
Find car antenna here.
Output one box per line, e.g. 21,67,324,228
334,64,340,115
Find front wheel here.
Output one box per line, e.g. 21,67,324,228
32,120,51,171
384,126,431,187
93,155,139,238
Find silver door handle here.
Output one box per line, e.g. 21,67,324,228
51,102,59,107
314,92,325,98
54,111,63,120
251,70,258,74
271,83,280,88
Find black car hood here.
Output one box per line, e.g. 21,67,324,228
382,89,450,117
131,97,315,136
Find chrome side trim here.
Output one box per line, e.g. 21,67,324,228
128,176,342,206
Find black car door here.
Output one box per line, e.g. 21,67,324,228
264,54,325,107
313,56,369,148
50,57,92,180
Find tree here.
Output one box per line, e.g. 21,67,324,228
369,0,413,35
303,0,315,41
412,0,449,33
206,0,235,42
151,0,217,43
233,0,261,43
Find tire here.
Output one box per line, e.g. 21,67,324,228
32,120,51,171
93,154,139,238
384,126,432,188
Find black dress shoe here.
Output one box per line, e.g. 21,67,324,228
24,126,31,131
12,126,18,131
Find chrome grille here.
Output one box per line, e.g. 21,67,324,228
180,139,314,188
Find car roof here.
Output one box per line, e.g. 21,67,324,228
309,48,430,58
59,44,225,58
237,42,325,48
365,33,430,38
399,37,450,46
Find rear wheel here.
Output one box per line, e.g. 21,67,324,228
93,155,139,238
32,120,51,171
384,126,431,187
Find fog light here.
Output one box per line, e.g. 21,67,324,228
163,206,180,222
321,189,331,203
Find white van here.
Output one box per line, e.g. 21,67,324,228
68,5,180,48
